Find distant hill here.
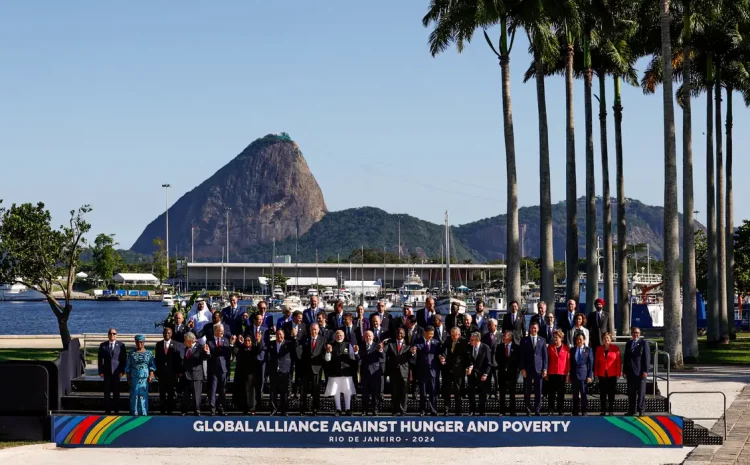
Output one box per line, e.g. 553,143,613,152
130,135,696,262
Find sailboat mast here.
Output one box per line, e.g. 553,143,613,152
445,211,451,295
361,245,365,304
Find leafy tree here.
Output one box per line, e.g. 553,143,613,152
264,273,289,289
152,237,167,286
695,229,708,297
0,202,91,349
732,221,750,294
91,233,120,285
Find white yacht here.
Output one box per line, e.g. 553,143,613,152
399,271,428,306
273,286,285,300
0,283,45,301
322,287,335,301
435,297,467,314
161,294,175,307
281,294,303,312
306,288,319,297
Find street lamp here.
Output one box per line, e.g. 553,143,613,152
162,183,171,280
225,207,231,264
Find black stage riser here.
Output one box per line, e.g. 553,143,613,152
682,419,724,446
60,395,669,414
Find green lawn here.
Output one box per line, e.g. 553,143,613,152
0,349,60,362
650,333,750,365
0,441,46,450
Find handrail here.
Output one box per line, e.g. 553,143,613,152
654,350,670,397
668,391,727,440
646,339,658,395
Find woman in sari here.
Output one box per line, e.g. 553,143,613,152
125,334,156,416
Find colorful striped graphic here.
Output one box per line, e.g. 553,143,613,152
604,415,683,446
53,415,152,446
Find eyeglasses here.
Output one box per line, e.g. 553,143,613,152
109,332,117,336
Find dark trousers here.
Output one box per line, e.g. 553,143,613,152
293,359,304,395
626,374,647,414
443,373,464,415
301,371,322,412
418,372,438,413
599,376,618,413
572,378,588,413
499,371,517,414
546,374,566,414
181,379,203,413
270,372,290,413
361,373,381,413
209,373,226,412
236,372,257,412
102,374,121,413
467,374,488,414
488,367,499,397
524,374,543,413
158,375,176,414
390,374,408,414
254,363,265,408
409,366,419,395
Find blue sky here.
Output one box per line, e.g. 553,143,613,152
1,1,746,250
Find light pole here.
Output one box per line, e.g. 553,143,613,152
162,183,171,280
191,225,195,262
225,207,231,264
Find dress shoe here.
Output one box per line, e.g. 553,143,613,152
281,412,289,416
609,411,614,416
181,412,187,416
217,410,226,416
345,410,352,416
312,410,318,416
430,411,438,417
270,410,278,416
361,412,367,417
395,412,404,417
420,411,426,417
335,410,341,417
535,412,541,417
373,410,379,416
250,411,256,416
572,412,579,416
209,410,215,416
300,410,307,416
443,410,450,416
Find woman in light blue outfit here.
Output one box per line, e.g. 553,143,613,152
125,334,156,416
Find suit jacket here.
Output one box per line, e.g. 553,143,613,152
327,312,346,330
502,312,526,345
385,339,412,378
340,325,358,345
569,345,594,380
302,307,318,326
266,340,296,375
538,322,558,345
207,336,232,376
441,339,470,377
473,313,490,334
520,335,548,377
530,313,551,339
98,341,126,376
433,325,449,344
155,339,182,378
369,326,389,344
221,305,245,335
496,341,520,377
481,331,502,366
245,324,270,344
233,342,260,376
359,342,385,377
180,344,208,381
169,323,188,343
623,338,651,377
560,311,578,335
276,314,294,329
547,344,570,376
317,325,334,342
283,321,307,343
246,325,269,363
254,312,275,330
459,323,479,341
595,344,622,378
325,341,359,377
296,334,328,375
586,310,610,347
371,312,393,334
467,343,492,377
416,308,437,328
404,326,424,346
353,317,370,335
445,313,464,331
414,339,442,377
200,322,231,343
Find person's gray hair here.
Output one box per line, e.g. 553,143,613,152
364,330,374,337
310,323,320,330
281,304,292,313
213,323,224,334
450,326,461,335
471,331,481,340
489,318,498,326
184,332,196,342
463,314,473,323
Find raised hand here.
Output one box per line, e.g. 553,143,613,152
230,335,237,344
203,343,210,354
326,344,332,353
238,335,244,344
187,320,195,328
353,344,359,353
291,327,298,338
411,346,417,355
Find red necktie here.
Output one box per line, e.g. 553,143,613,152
490,333,494,342
312,339,316,351
217,338,221,347
398,342,402,352
164,343,168,354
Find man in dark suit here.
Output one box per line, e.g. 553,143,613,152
587,298,610,352
481,319,502,399
369,314,389,343
371,301,392,334
569,333,594,416
98,328,126,414
221,293,245,337
473,300,490,335
327,300,346,329
624,327,651,416
445,301,464,330
200,311,231,344
253,300,275,331
412,326,441,416
155,327,182,415
537,311,558,345
303,295,320,326
416,297,437,329
359,330,385,415
283,310,306,398
384,328,411,416
460,314,479,340
432,314,448,344
496,330,520,416
316,311,334,342
467,332,492,415
560,299,578,340
297,323,327,415
179,332,208,415
530,301,550,337
502,301,526,345
246,313,269,403
170,312,188,343
391,304,413,335
440,327,470,416
206,325,232,415
267,329,296,416
341,313,358,345
520,322,547,416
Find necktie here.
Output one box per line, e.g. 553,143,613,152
632,340,636,350
512,314,515,324
473,346,478,358
548,328,552,340
398,342,402,352
312,339,317,351
532,337,537,348
576,349,581,363
186,347,190,358
451,341,455,353
408,331,412,343
110,343,114,354
490,333,494,343
426,340,430,351
597,312,601,325
164,342,168,354
346,327,350,340
506,345,510,358
217,338,221,347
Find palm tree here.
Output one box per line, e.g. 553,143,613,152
660,0,683,366
563,16,581,303
422,0,522,305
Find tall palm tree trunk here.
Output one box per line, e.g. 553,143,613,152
706,57,719,344
715,69,728,343
535,51,554,312
565,40,580,302
598,73,614,333
726,88,735,340
660,0,683,366
584,35,598,310
500,49,521,305
681,2,698,361
614,76,630,335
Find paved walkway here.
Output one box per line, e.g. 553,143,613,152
684,385,750,464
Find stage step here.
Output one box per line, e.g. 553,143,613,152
60,391,669,414
682,419,724,446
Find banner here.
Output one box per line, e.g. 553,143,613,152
52,415,683,448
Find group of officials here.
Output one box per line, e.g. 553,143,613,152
97,294,651,418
